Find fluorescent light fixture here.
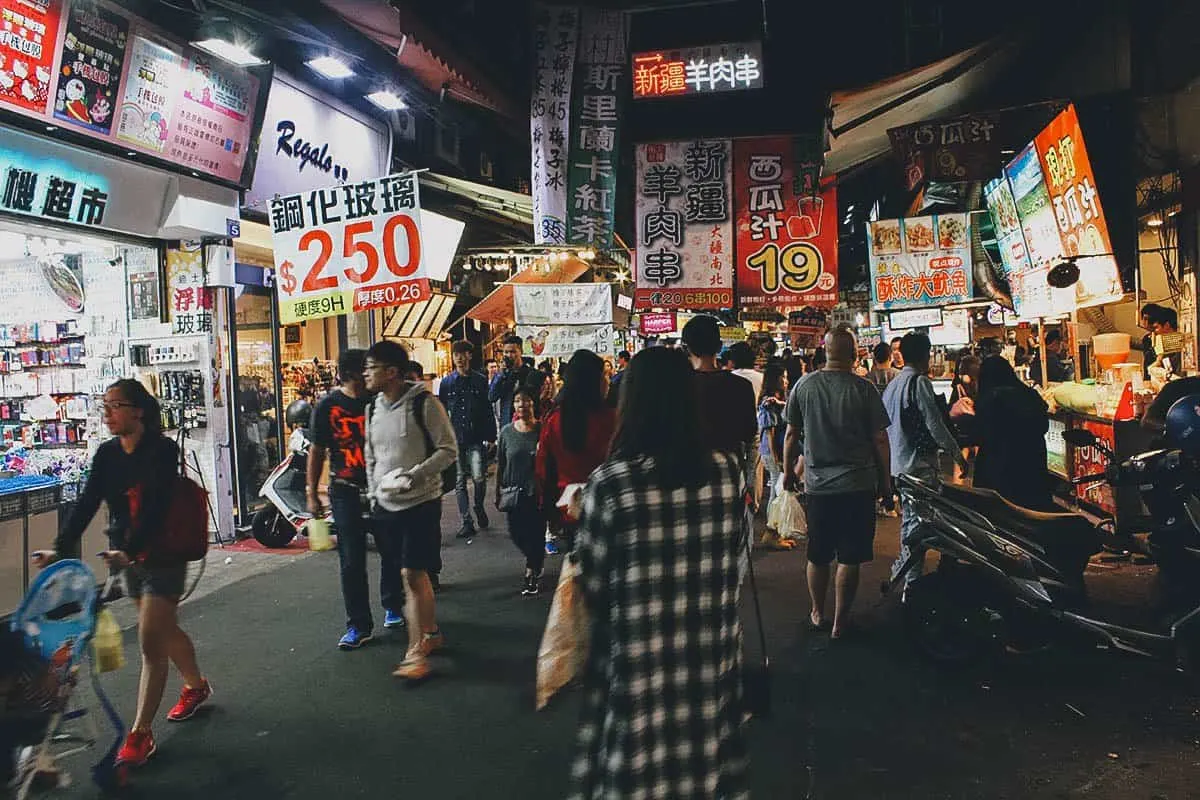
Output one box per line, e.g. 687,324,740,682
307,56,354,79
191,38,265,67
1146,216,1164,228
365,90,406,111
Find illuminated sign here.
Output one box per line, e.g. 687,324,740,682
0,145,109,227
632,41,763,99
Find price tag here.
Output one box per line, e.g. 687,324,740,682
269,173,429,324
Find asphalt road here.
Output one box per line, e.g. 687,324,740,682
46,499,1200,799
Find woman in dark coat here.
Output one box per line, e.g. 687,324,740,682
973,356,1054,511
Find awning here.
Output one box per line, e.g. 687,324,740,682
459,258,591,328
381,292,457,340
827,38,1025,176
420,173,534,230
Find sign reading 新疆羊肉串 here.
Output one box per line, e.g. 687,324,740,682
631,41,763,99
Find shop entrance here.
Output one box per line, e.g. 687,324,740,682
230,280,283,523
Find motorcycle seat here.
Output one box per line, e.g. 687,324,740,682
939,483,1104,576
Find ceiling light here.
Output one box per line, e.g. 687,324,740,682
307,56,355,80
1146,217,1164,228
191,38,265,67
366,90,406,111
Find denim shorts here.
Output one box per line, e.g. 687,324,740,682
124,562,188,599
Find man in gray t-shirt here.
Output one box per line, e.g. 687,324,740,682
783,327,891,639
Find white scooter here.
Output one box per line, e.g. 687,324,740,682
251,401,330,548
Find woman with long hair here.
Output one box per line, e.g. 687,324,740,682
757,362,794,549
949,354,981,480
569,347,748,799
974,356,1053,510
495,386,546,596
535,350,616,548
32,379,211,767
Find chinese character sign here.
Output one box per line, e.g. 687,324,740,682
531,5,579,245
115,36,180,154
1004,144,1072,318
635,139,734,310
52,1,128,135
515,324,614,358
867,214,973,310
733,136,838,308
887,113,998,191
566,8,625,250
513,283,612,326
270,173,429,325
638,312,676,335
632,41,763,99
1032,103,1122,310
0,144,109,226
0,0,61,114
166,241,213,336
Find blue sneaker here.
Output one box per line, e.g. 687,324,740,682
338,626,373,650
545,540,559,556
384,610,405,629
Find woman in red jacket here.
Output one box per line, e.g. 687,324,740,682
536,350,615,550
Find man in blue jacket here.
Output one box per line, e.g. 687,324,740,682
488,334,546,432
440,340,497,539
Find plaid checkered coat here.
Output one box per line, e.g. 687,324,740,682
569,451,749,800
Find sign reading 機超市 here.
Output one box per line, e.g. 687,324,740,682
269,173,428,325
530,5,579,245
733,136,838,308
0,143,108,226
634,139,733,310
867,214,973,310
631,41,762,99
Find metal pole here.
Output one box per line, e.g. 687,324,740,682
1038,318,1049,389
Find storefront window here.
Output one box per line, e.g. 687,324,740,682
233,284,280,517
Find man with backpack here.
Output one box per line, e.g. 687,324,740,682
881,332,968,592
364,341,457,681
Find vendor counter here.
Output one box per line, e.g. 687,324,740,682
1047,409,1158,533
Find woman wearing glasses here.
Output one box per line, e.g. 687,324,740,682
32,379,211,768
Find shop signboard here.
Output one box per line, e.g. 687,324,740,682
166,240,211,335
887,112,999,191
1031,104,1123,310
1072,418,1116,514
515,323,613,357
243,72,391,215
637,311,675,335
631,40,763,99
888,307,943,330
512,282,612,326
270,172,429,325
867,213,973,310
733,136,838,308
0,141,109,227
634,139,733,310
719,325,747,342
565,8,626,250
530,4,578,245
0,0,62,115
0,0,265,188
1003,144,1072,318
983,176,1032,283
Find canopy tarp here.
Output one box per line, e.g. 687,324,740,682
460,259,590,328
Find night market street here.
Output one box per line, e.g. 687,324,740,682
49,497,1200,800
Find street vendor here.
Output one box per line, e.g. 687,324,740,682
1030,329,1075,384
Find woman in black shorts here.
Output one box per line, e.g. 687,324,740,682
33,379,211,768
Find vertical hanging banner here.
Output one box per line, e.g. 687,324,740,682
270,173,428,324
530,5,579,245
734,136,838,308
634,139,733,310
566,8,626,251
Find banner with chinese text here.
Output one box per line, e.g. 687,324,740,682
733,136,838,308
166,241,212,335
515,323,614,357
634,139,733,310
0,0,62,114
868,214,973,310
530,5,579,245
565,9,625,250
270,173,428,324
1032,103,1123,310
513,283,612,325
887,113,999,191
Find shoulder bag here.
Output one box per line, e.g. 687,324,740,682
127,433,210,564
414,392,458,496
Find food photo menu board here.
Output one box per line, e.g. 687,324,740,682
867,213,974,311
0,0,266,187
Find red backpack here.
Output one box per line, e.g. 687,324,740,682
127,438,210,564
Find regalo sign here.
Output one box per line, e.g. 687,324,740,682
270,173,429,324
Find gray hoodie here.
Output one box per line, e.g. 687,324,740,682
365,381,458,512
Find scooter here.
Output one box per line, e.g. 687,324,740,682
891,432,1200,671
252,420,328,548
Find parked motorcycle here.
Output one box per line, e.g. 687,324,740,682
891,390,1200,672
252,399,329,548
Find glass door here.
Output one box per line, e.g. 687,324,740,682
230,283,282,524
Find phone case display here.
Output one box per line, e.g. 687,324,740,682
280,359,336,408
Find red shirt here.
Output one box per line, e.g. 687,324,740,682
535,406,616,517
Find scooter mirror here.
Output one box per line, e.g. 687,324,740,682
1062,429,1099,448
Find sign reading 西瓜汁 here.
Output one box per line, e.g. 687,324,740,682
530,4,579,245
513,283,612,326
634,139,733,311
632,41,762,99
270,173,428,325
733,136,838,308
867,213,973,310
515,323,613,358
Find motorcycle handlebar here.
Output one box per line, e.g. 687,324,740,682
1072,473,1108,486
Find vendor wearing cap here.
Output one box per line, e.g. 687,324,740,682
1031,330,1075,384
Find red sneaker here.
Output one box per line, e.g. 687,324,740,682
167,680,213,722
116,730,156,766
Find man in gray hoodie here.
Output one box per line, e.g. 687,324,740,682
364,341,458,681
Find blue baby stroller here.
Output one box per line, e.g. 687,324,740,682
8,559,127,798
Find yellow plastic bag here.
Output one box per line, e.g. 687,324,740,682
536,557,590,710
306,518,335,552
92,608,124,674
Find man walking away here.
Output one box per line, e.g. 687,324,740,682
883,333,969,591
683,316,757,463
606,350,631,407
439,341,496,540
364,341,457,681
784,327,892,639
867,342,899,395
728,341,764,399
307,349,404,650
489,334,547,428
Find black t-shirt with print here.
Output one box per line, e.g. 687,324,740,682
311,389,368,487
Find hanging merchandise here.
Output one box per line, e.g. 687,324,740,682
734,136,839,308
634,139,734,310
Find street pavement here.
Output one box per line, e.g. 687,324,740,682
47,499,1200,799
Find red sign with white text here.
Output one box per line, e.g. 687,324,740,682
0,0,62,114
734,136,838,308
638,312,676,335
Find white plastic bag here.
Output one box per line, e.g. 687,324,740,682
767,480,807,540
536,556,590,710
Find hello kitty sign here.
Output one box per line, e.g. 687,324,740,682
0,0,61,114
52,1,126,134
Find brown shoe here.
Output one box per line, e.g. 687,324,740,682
420,630,445,656
392,657,431,681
